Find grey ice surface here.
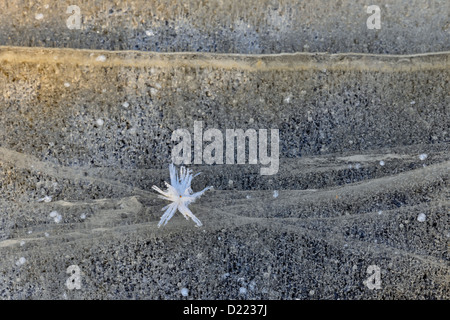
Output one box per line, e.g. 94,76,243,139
0,0,449,300
0,0,449,54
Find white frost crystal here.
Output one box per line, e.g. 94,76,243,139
152,164,212,227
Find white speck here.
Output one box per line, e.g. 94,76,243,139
38,195,52,203
217,236,221,240
419,153,428,161
15,257,26,266
150,88,158,95
128,127,136,134
102,88,107,93
44,4,49,9
64,82,70,87
273,190,279,198
96,118,104,126
348,164,353,169
239,287,247,295
417,213,426,222
20,241,25,246
180,288,189,297
44,232,50,237
355,163,361,169
50,211,62,223
80,213,86,220
284,94,292,104
35,13,44,20
122,102,129,108
410,100,415,105
228,180,233,186
145,29,154,36
27,230,32,234
95,55,107,62
379,160,385,166
378,210,383,215
309,290,315,296
246,195,251,199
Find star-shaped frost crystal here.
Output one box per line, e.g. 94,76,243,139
152,164,212,227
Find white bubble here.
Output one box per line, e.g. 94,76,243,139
273,190,279,198
379,160,385,166
180,288,189,297
80,213,86,220
246,195,251,199
64,82,70,87
15,257,26,266
417,213,426,222
44,232,50,237
419,154,428,161
122,102,129,108
35,13,44,20
96,118,104,126
150,88,158,95
95,55,107,62
50,211,62,223
145,30,155,36
378,210,383,215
